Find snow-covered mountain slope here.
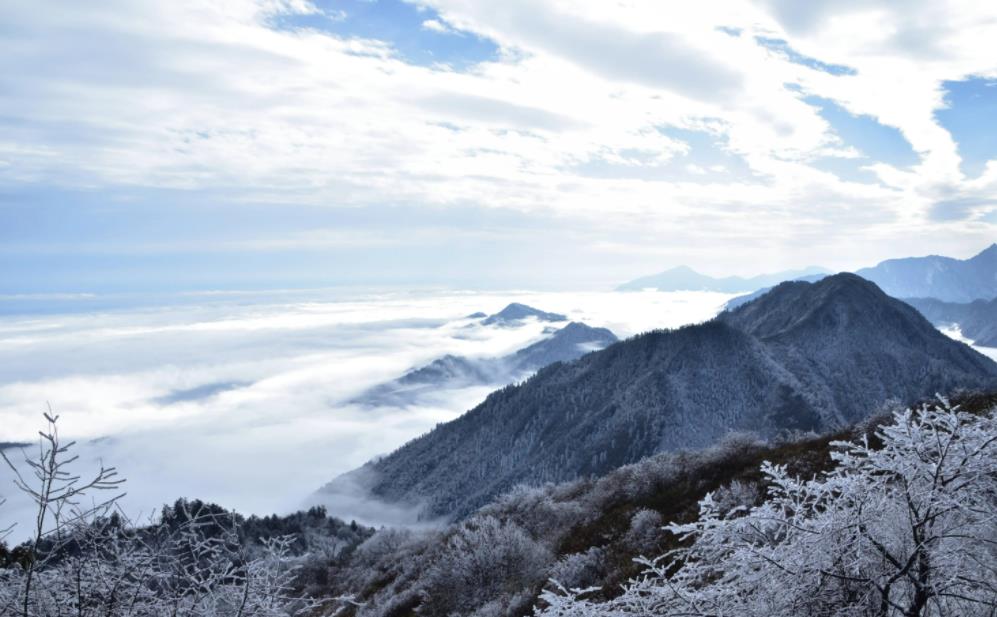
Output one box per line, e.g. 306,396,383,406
320,274,997,520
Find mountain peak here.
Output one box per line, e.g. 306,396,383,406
481,303,567,326
972,243,997,260
556,321,598,335
665,265,698,274
510,322,617,372
805,271,882,295
732,272,880,306
722,273,908,340
541,321,616,347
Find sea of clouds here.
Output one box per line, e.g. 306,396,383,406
0,288,736,538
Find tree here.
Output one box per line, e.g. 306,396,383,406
539,399,997,617
0,410,124,617
0,411,323,617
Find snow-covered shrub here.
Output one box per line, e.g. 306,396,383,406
422,515,552,617
469,589,536,617
548,548,605,590
353,527,418,564
709,478,759,514
480,483,592,544
621,509,662,554
539,400,997,617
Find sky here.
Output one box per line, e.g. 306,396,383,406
2,0,997,292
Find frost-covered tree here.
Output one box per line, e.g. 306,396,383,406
539,400,997,617
0,410,124,617
0,412,323,617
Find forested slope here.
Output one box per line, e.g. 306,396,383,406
321,274,997,519
319,392,997,617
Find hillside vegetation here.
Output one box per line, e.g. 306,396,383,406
1,393,994,616
328,274,997,520
319,391,997,617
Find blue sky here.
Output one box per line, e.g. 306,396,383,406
936,77,997,178
272,0,499,67
2,0,997,295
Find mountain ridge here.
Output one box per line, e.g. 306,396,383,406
354,320,618,407
320,274,997,520
855,243,997,302
616,266,829,293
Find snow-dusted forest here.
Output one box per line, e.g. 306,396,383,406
2,395,994,616
540,399,997,617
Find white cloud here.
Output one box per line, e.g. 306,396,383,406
421,18,452,33
0,0,996,274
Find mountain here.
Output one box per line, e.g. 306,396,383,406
725,272,829,310
354,321,618,407
717,244,997,309
480,303,567,326
855,243,997,302
320,274,997,519
314,392,997,617
616,265,828,292
904,296,997,348
507,321,616,369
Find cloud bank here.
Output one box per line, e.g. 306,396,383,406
0,289,732,536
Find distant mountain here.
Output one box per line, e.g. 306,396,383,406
321,274,997,519
354,321,618,407
855,243,997,302
616,265,828,292
728,244,997,309
904,296,997,348
480,303,567,326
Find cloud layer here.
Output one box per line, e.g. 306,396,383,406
0,288,732,535
2,0,997,286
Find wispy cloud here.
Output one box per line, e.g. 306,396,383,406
421,18,452,34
